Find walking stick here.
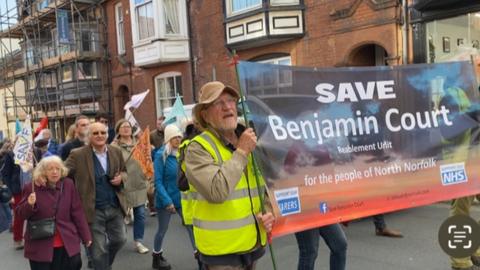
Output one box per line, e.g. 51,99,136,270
231,52,278,270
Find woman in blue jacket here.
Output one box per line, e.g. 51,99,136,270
152,124,183,270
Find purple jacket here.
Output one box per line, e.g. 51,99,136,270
15,177,91,262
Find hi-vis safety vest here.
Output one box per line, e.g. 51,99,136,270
190,130,267,256
178,139,194,225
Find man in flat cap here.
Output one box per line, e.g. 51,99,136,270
184,81,274,270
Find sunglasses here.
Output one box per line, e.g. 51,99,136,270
92,131,107,136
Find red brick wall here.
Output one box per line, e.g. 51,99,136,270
191,0,402,92
104,0,193,129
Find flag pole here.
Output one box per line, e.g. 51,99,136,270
231,51,278,270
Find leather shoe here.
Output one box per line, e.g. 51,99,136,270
375,227,403,238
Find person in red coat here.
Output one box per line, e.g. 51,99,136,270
15,155,92,270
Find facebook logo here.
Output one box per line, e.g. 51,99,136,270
319,202,328,214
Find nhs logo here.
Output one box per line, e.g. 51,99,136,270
440,163,468,186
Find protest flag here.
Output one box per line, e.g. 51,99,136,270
123,89,150,111
130,127,154,179
125,109,141,136
13,116,34,172
33,116,48,138
15,119,22,134
164,95,187,125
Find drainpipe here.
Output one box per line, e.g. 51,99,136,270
187,0,196,102
402,0,409,64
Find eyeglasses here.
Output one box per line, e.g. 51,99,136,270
100,120,108,124
210,97,237,109
120,125,131,129
92,131,107,136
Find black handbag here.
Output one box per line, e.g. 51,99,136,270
27,182,63,240
0,185,12,203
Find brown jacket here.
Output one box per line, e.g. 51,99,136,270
65,145,127,223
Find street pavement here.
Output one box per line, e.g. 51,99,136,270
1,202,474,270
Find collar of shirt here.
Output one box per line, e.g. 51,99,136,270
92,146,108,157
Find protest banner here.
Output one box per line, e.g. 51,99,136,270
13,116,33,173
237,61,480,237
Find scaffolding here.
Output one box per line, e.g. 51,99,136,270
0,0,112,141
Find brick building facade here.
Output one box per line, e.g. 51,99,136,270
103,0,406,126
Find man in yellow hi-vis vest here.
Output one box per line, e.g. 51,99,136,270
439,86,480,270
185,81,275,270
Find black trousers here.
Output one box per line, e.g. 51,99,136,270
29,247,82,270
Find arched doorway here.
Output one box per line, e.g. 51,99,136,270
346,44,388,67
115,85,129,121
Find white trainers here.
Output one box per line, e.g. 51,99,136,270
135,242,149,254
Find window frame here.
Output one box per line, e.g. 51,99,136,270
226,0,262,17
270,0,299,6
62,64,73,82
134,0,156,42
154,71,183,117
248,55,292,95
77,62,98,80
115,3,126,55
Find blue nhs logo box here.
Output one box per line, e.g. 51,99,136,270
274,187,301,216
440,163,467,186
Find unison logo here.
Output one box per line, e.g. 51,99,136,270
440,163,468,186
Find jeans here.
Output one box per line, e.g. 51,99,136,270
372,214,386,231
2,203,11,227
154,207,195,253
132,205,145,241
90,207,127,270
154,208,174,252
294,223,347,270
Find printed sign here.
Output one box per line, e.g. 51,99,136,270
237,61,480,237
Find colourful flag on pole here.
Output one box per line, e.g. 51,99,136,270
123,89,150,110
131,127,154,179
125,109,141,136
15,119,22,134
164,96,186,125
13,116,34,172
33,116,48,139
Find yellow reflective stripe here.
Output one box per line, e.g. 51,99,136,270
199,133,223,164
193,215,256,230
190,187,263,201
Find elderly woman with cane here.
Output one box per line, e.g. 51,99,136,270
15,156,91,270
